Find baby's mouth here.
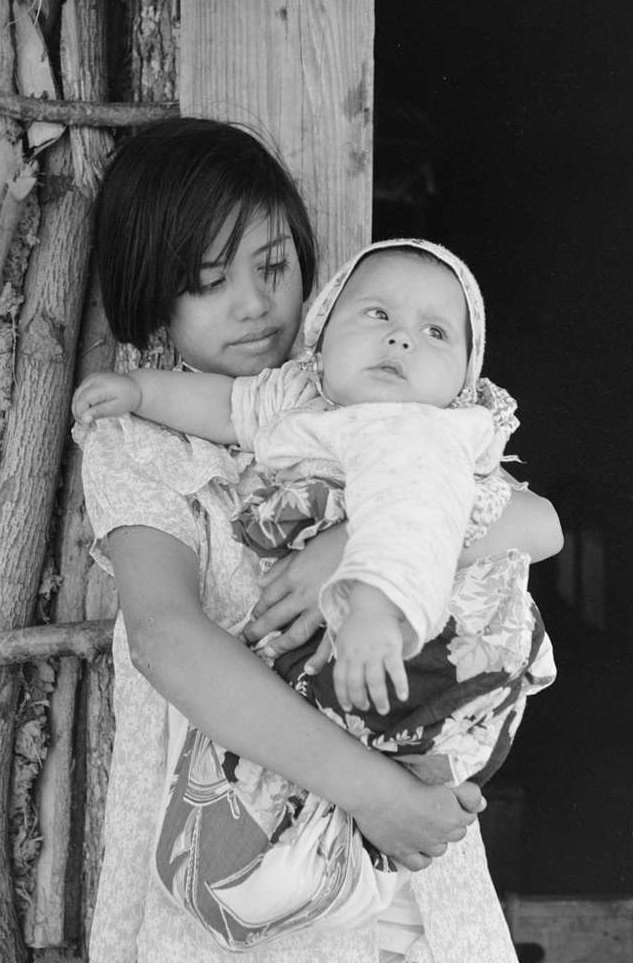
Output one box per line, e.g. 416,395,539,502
370,360,406,379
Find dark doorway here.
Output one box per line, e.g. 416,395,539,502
374,1,633,897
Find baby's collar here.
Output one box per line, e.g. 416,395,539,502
299,352,338,407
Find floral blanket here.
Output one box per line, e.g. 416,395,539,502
154,476,555,949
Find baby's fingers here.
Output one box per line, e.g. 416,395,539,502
335,660,370,713
365,663,391,716
384,653,409,705
72,383,111,423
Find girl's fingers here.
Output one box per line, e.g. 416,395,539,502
303,634,332,675
421,840,448,858
453,781,485,815
256,554,293,589
249,567,293,621
444,824,468,843
264,611,325,657
243,595,297,643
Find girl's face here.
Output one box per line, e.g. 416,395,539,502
169,213,304,375
319,252,469,407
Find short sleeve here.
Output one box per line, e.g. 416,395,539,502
231,360,318,450
74,416,233,575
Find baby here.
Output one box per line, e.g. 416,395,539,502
74,238,555,949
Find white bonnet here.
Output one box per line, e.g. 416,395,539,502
301,238,485,390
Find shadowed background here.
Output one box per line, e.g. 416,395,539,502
374,0,633,898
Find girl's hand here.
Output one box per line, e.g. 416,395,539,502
352,768,484,872
243,523,347,653
72,372,141,425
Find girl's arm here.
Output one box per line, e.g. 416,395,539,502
244,484,563,653
108,523,483,871
72,369,237,444
458,484,563,567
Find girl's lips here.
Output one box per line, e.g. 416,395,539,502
230,327,280,349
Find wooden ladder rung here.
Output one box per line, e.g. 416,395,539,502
0,619,115,664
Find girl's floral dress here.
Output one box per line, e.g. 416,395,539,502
77,414,521,963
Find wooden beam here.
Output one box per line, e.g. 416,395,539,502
0,621,114,666
180,0,375,285
0,92,179,127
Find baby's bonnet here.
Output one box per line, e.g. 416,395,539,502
300,237,486,390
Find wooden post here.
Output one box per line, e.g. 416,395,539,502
0,126,95,957
23,1,114,950
0,0,112,954
1,0,34,954
180,0,375,285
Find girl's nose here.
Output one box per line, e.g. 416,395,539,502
236,276,269,319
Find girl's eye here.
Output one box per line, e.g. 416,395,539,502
366,307,389,321
261,257,290,284
198,274,225,294
425,324,446,341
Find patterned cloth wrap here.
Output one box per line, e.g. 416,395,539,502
155,442,556,953
232,473,553,790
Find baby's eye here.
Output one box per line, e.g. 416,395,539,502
425,324,446,341
366,307,389,321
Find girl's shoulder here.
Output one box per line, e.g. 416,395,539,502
73,414,246,495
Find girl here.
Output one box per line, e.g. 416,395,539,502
74,238,556,956
75,117,561,963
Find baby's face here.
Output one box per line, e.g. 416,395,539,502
319,251,469,407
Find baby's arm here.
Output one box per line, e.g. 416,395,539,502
72,369,238,444
330,582,409,716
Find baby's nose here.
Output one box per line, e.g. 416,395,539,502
387,331,411,349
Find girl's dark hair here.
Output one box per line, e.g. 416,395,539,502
95,117,317,349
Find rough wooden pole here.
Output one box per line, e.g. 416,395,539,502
0,0,32,954
21,0,115,951
0,8,107,944
180,0,375,286
0,92,179,127
0,622,114,666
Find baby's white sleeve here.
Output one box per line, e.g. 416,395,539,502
319,404,495,656
231,361,317,450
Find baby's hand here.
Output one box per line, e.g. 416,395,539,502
333,584,409,716
72,372,141,426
